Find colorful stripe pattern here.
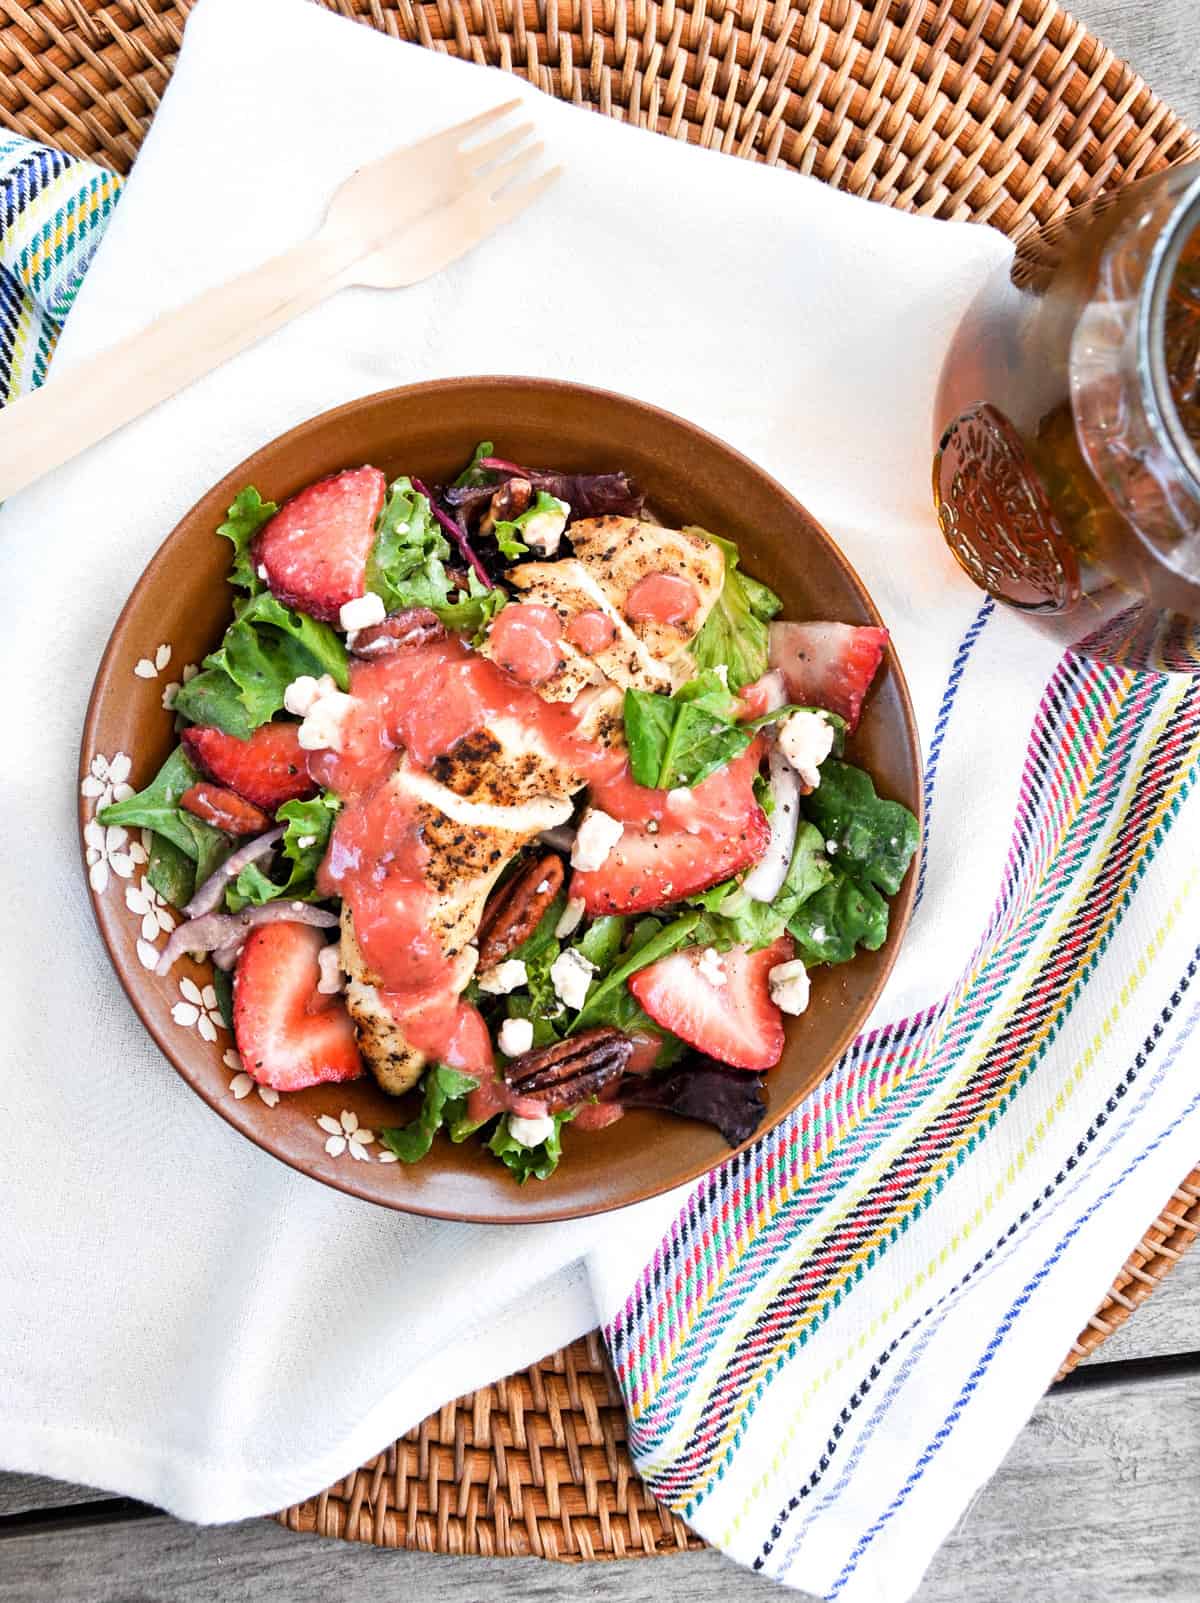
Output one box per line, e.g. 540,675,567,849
0,136,121,406
606,652,1200,1533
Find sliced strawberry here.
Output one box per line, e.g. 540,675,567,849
253,465,387,623
180,782,270,836
233,923,363,1092
571,744,770,916
768,622,888,732
629,935,793,1071
181,722,316,811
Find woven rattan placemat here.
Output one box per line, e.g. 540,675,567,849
2,0,1196,1562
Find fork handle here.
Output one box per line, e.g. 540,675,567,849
0,234,355,505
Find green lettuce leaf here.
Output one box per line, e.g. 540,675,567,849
690,823,833,951
365,476,454,613
571,912,699,1032
211,967,235,1031
686,528,782,691
100,747,230,905
433,571,508,641
787,871,889,965
493,491,568,560
146,833,196,908
98,747,202,857
486,1109,575,1182
226,793,340,911
172,591,348,739
624,669,753,790
454,440,496,488
800,759,919,896
379,1065,481,1164
218,486,277,595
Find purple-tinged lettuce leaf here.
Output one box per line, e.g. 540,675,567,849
618,1056,767,1147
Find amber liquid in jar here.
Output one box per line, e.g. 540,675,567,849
933,167,1200,672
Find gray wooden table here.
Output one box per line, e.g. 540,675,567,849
3,4,1199,1599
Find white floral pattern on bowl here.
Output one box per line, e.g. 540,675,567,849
134,643,172,680
318,1109,375,1161
80,751,134,812
125,875,176,970
172,977,226,1043
224,1048,279,1108
84,819,148,894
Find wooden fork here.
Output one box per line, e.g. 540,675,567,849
0,103,559,503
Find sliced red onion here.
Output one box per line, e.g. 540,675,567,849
743,744,801,903
183,826,284,919
756,669,789,714
477,455,527,476
411,476,493,591
157,901,338,976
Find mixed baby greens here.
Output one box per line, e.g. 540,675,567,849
98,442,919,1185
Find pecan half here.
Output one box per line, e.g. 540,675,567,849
503,1028,634,1112
351,607,445,658
477,852,564,967
481,476,533,535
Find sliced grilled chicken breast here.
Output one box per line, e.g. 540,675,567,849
484,518,724,701
341,733,585,1093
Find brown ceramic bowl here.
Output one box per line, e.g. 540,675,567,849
80,377,920,1224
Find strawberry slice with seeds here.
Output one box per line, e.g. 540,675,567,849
571,744,770,916
181,721,316,812
233,923,363,1092
768,621,888,732
253,465,387,623
180,782,270,836
629,935,793,1072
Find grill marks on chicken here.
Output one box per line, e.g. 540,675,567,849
485,517,724,701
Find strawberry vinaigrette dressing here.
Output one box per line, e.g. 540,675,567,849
309,629,622,1102
565,609,617,655
486,602,565,685
624,572,699,625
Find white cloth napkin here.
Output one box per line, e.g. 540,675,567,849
3,2,1198,1598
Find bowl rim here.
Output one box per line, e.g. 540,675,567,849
79,374,922,1224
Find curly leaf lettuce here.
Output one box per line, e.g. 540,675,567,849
433,570,508,641
172,590,348,740
453,440,496,489
226,793,341,910
379,1065,481,1164
686,527,782,691
218,486,277,595
487,1109,575,1182
493,491,569,560
365,476,454,613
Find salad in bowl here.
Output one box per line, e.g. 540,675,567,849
96,438,918,1184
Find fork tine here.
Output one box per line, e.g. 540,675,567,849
484,163,563,224
465,122,537,175
415,98,524,157
480,142,548,199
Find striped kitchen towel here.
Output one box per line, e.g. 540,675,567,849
0,135,121,402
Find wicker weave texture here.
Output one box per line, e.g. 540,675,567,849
276,1171,1200,1556
275,1329,704,1558
2,0,1197,1564
1,0,1198,242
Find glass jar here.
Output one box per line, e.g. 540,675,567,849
933,162,1200,672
